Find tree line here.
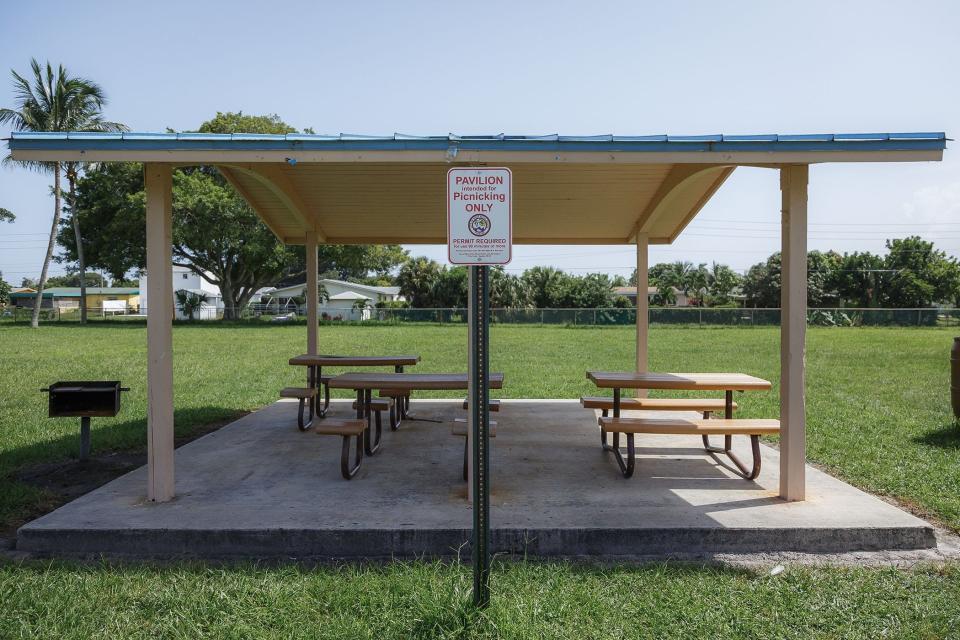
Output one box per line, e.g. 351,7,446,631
740,238,960,308
395,262,628,309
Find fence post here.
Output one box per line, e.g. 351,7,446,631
541,309,544,325
593,309,597,325
699,309,703,326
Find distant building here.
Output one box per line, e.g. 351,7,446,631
8,287,140,313
140,266,224,320
613,285,691,307
262,278,404,321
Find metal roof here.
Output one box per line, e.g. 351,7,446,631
4,131,946,247
9,287,139,298
7,131,948,153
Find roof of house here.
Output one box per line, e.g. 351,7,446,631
613,286,682,296
322,278,400,296
327,291,371,301
265,279,400,298
9,287,139,298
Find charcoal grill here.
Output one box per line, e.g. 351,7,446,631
41,381,129,461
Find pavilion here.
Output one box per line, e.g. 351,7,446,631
8,130,948,512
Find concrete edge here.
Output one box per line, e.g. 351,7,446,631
17,525,937,559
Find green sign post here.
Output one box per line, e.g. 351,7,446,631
469,264,491,607
448,166,510,607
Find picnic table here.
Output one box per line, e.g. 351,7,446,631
585,371,775,478
289,354,420,418
328,372,504,455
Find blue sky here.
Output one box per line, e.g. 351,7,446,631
1,0,958,284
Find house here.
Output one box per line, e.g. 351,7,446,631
140,266,224,320
613,286,691,307
8,287,141,313
262,278,404,321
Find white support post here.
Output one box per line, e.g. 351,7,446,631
305,230,319,355
780,165,808,501
145,164,175,502
635,233,649,398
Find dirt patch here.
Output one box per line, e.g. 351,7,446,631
15,453,146,504
3,414,246,541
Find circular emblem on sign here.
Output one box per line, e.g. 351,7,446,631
468,213,491,237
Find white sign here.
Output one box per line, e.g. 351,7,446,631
447,167,512,265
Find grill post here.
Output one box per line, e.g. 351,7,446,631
79,416,91,462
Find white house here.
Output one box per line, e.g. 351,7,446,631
262,278,404,321
140,266,225,320
613,285,691,307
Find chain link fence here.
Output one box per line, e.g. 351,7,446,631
372,307,956,327
3,304,958,327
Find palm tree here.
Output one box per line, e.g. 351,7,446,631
174,289,210,321
0,59,125,327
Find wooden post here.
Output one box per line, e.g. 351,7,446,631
305,230,319,355
780,165,808,501
145,164,175,502
635,233,649,398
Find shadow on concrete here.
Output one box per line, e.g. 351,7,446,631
911,423,960,450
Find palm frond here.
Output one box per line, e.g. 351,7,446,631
2,59,127,173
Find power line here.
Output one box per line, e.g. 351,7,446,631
703,218,960,227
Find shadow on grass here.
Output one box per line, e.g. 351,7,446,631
4,406,248,473
2,406,247,532
911,423,960,450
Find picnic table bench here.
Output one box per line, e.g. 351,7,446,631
328,372,504,460
585,372,777,479
288,354,420,420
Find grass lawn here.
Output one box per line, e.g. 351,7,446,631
0,322,958,637
2,560,959,639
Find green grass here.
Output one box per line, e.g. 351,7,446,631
2,560,959,639
1,323,959,637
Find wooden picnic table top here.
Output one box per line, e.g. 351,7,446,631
328,372,504,391
289,354,421,367
586,371,772,391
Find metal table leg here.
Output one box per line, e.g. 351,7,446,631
362,388,381,455
317,365,329,418
307,365,317,421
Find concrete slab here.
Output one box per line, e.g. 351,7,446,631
17,400,935,559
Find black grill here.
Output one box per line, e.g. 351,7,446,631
41,381,129,460
43,381,126,418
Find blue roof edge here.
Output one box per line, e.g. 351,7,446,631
7,131,948,154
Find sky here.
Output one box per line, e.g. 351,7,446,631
1,0,959,285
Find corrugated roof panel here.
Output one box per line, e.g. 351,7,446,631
834,133,889,141
176,133,230,141
721,134,778,142
888,132,945,140
667,134,724,142
777,134,835,142
230,133,288,141
559,135,612,142
67,131,122,140
612,135,669,142
123,132,175,140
